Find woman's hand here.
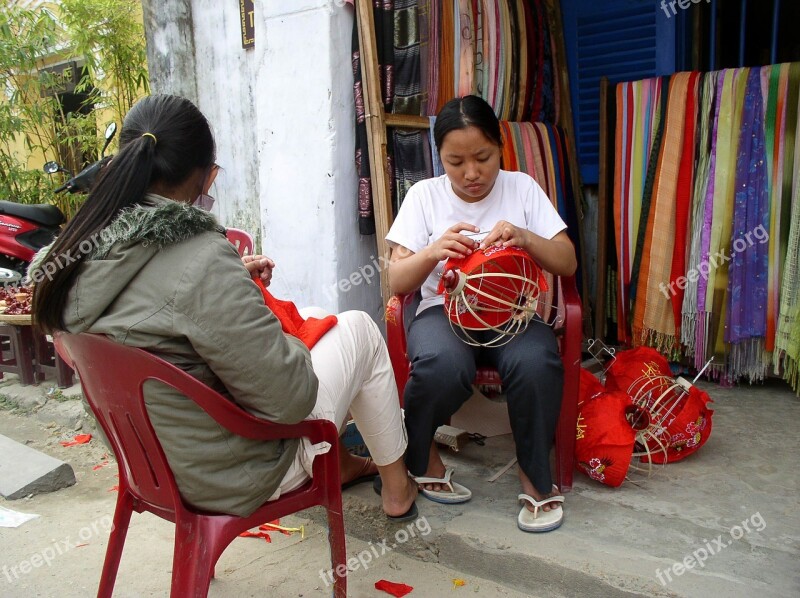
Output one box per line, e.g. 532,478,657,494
480,223,577,276
242,254,275,286
479,221,529,251
424,222,480,262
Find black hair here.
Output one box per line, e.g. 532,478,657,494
32,94,216,332
433,95,503,151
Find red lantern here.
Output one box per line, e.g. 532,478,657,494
438,245,549,347
575,390,636,487
604,346,673,394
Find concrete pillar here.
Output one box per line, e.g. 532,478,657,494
140,0,382,320
141,0,199,104
254,1,381,319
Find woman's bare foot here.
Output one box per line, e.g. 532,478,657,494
518,468,561,513
417,441,448,492
338,447,378,486
377,459,418,518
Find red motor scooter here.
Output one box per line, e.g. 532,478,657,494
0,123,116,284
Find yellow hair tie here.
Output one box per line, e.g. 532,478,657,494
141,132,157,145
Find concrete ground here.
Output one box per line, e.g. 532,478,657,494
0,373,798,597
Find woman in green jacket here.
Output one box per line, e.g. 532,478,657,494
31,94,417,521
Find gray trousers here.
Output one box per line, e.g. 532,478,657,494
404,306,563,494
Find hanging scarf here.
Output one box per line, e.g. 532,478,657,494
682,73,715,358
708,70,749,377
426,0,440,115
726,67,770,382
777,85,800,393
630,77,669,307
438,0,455,113
763,64,782,355
694,71,725,368
393,0,425,116
632,72,691,356
457,0,474,96
669,72,701,334
613,81,631,344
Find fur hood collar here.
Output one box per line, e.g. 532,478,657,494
29,194,223,275
91,194,223,258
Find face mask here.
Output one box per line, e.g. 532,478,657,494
193,194,215,211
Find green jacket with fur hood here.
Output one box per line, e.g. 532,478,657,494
48,194,318,517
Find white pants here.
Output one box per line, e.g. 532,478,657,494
268,310,407,500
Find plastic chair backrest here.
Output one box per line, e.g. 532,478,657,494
226,228,254,257
54,333,223,517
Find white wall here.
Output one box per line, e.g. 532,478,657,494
151,0,382,320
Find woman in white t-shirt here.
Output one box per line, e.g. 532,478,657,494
386,95,577,533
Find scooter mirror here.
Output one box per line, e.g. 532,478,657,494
100,122,117,158
43,161,61,174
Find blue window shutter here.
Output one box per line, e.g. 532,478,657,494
561,0,676,184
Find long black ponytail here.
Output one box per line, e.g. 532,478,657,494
32,94,215,332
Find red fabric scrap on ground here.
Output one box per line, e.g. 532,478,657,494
375,580,414,597
60,434,92,447
238,530,272,543
252,277,337,349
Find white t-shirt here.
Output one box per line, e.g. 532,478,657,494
386,170,567,313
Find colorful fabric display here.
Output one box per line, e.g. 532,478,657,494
613,63,800,393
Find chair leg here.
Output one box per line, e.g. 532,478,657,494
326,504,347,598
96,491,134,598
170,517,222,598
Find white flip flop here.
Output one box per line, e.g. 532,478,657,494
517,487,564,532
413,467,472,504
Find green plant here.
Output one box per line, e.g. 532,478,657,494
0,1,148,220
59,0,150,127
0,6,62,205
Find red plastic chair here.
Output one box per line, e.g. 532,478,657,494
53,332,346,598
385,274,582,492
225,227,254,257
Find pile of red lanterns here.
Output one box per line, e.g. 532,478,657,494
576,347,714,487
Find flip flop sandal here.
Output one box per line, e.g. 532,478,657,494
413,467,472,504
372,476,419,523
517,486,564,533
341,457,378,490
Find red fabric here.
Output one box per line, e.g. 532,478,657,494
60,434,92,447
578,367,604,407
238,530,272,542
575,390,635,487
375,580,414,597
669,71,701,329
649,383,713,464
252,277,337,349
604,346,672,393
